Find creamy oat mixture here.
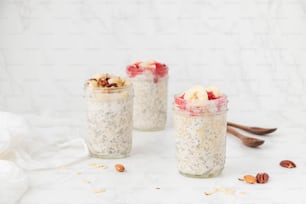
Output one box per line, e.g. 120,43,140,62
173,85,228,177
85,74,133,158
126,60,168,131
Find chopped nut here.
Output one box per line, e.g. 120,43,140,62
106,83,118,88
88,163,108,170
59,166,69,171
94,188,106,193
204,189,217,196
216,187,236,195
87,74,127,88
98,79,108,87
82,179,91,184
97,164,108,169
204,187,240,196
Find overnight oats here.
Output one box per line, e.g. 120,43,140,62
85,74,133,158
126,60,168,131
173,85,228,178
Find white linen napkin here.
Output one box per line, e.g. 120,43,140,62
0,130,10,158
0,111,89,203
0,111,89,170
0,160,28,204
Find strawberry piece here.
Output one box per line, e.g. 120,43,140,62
207,91,217,100
175,94,186,110
126,64,143,78
155,62,168,78
133,61,142,66
126,60,168,81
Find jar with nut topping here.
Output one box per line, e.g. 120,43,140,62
85,74,133,158
173,85,228,178
126,60,168,131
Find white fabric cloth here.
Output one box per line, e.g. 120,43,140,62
0,112,29,159
0,130,10,158
13,124,89,170
0,111,89,202
0,160,28,204
0,111,89,170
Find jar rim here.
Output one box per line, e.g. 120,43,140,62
173,94,228,115
84,78,132,92
126,64,169,78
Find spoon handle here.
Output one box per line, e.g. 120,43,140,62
227,121,277,135
226,126,245,140
227,122,250,132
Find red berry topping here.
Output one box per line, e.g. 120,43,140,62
175,94,187,110
126,60,168,81
126,64,143,78
207,91,217,100
155,62,168,78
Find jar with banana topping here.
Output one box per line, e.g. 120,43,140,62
173,85,228,178
126,60,168,131
85,74,133,158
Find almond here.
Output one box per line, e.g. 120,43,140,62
115,164,125,172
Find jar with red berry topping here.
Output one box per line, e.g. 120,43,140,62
126,60,168,131
173,85,228,178
85,74,133,158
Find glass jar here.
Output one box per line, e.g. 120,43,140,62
85,80,133,158
173,94,228,178
126,61,168,131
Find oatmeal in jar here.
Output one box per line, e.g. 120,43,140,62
126,60,168,131
173,85,228,178
85,74,133,158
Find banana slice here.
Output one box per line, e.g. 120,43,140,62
87,79,98,88
139,60,156,69
108,76,120,84
108,76,125,87
92,74,105,80
184,85,208,104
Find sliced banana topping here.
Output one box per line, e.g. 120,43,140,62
183,85,223,105
184,85,208,104
92,74,109,81
108,76,125,87
86,74,126,88
139,60,156,70
87,79,98,88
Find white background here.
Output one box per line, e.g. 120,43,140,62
1,0,306,203
1,0,306,122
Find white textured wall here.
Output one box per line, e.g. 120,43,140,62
1,0,306,125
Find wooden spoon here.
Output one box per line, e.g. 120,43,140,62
227,126,264,148
227,122,277,135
